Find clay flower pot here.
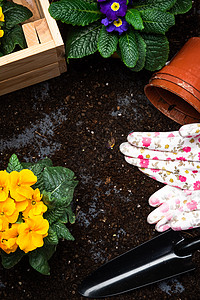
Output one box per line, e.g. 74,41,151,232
144,37,200,124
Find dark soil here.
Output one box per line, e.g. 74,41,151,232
0,1,200,299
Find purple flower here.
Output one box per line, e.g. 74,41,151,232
97,0,107,2
101,17,129,35
100,0,127,20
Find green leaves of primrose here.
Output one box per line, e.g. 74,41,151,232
119,30,138,68
0,25,26,56
66,22,101,58
49,0,192,71
98,26,118,58
3,1,32,30
0,1,32,55
49,0,102,26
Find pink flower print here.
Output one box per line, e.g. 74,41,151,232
154,132,160,136
198,152,200,160
168,133,175,137
184,190,192,195
152,156,159,160
172,226,182,231
142,137,151,147
166,157,172,160
160,203,169,213
179,175,186,182
193,181,200,190
138,155,143,159
176,157,186,161
139,158,149,168
198,138,200,143
186,200,198,211
151,169,159,173
192,170,198,174
175,199,180,205
149,197,160,206
182,147,191,152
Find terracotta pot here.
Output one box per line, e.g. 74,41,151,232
144,37,200,124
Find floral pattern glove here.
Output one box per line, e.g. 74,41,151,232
147,185,200,232
120,123,200,190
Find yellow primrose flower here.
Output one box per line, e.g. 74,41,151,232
23,188,47,218
0,170,9,202
0,7,4,22
17,215,49,253
1,224,19,254
0,29,3,38
9,169,37,202
0,197,19,224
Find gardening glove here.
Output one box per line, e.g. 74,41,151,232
147,185,200,232
120,123,200,190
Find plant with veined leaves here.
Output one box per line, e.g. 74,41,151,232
0,154,78,275
49,0,192,71
0,0,32,57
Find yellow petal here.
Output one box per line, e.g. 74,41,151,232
16,186,33,199
19,169,37,186
32,232,44,248
15,199,28,212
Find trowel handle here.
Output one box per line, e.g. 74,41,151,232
175,236,200,256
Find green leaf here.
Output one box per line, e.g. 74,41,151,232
141,33,169,71
52,222,75,241
66,22,101,58
133,0,176,12
28,245,56,275
3,1,32,30
130,32,146,72
141,9,175,34
169,0,192,15
119,29,139,68
1,248,24,269
44,227,59,245
44,206,67,224
43,166,78,203
1,25,26,55
97,25,118,58
0,52,3,57
65,205,76,224
49,0,102,26
125,9,144,30
7,154,23,173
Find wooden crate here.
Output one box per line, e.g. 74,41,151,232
0,0,67,96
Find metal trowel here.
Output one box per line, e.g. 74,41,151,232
79,230,200,298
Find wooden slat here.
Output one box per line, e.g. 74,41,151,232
0,41,57,81
22,22,39,47
39,0,67,73
34,18,52,43
0,63,60,96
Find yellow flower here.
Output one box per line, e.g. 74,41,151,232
0,198,19,224
0,29,4,38
23,188,47,218
0,7,4,22
1,224,19,254
0,170,9,202
9,169,37,202
17,215,49,253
